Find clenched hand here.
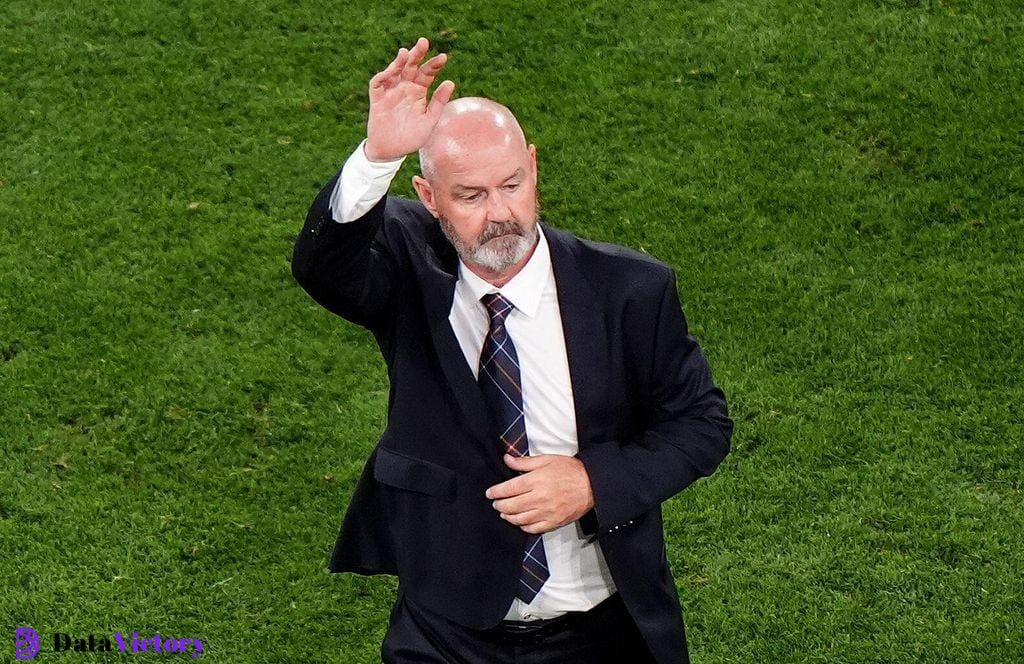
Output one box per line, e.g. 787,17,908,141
486,454,596,535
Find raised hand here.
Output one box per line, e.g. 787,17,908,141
364,37,456,163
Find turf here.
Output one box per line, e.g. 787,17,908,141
2,0,1022,661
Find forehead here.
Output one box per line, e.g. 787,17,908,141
437,145,530,189
433,128,529,187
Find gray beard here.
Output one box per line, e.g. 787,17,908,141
438,217,539,273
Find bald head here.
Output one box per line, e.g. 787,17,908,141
409,96,540,283
418,97,528,183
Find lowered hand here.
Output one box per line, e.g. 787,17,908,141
485,454,596,535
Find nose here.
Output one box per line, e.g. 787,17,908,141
486,189,512,221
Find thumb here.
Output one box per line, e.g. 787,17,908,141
427,80,456,117
504,453,542,471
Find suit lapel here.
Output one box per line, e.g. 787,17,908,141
418,222,609,466
418,226,506,473
544,224,609,451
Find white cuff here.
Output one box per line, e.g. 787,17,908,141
328,139,406,223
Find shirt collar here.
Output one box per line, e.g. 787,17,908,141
455,224,551,319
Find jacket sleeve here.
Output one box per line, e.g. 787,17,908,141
291,171,398,333
576,270,733,538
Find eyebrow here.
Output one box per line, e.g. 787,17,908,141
451,168,525,194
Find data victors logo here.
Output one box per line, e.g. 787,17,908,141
15,627,41,661
12,625,203,659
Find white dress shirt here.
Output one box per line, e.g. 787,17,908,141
329,140,617,620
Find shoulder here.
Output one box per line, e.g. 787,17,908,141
543,224,676,294
380,195,453,249
382,195,435,231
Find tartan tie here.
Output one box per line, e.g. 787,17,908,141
478,293,550,604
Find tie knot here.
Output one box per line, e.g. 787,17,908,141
481,293,514,324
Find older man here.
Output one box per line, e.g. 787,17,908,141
292,37,732,664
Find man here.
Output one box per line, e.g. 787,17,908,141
292,37,733,664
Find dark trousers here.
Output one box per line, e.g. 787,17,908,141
381,591,658,664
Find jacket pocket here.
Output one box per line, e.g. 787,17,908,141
373,446,457,503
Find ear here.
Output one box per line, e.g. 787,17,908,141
528,144,538,186
412,175,439,218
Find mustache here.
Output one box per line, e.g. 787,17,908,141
478,220,525,244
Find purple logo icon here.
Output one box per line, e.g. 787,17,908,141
15,627,40,660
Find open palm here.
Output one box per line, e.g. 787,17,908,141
365,37,455,162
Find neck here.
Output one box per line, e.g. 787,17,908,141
464,234,540,288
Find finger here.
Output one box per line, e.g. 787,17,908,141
522,521,554,535
427,80,456,117
485,475,528,500
492,494,534,515
401,37,430,80
413,52,447,87
370,47,409,89
503,453,546,471
499,510,544,526
376,47,409,82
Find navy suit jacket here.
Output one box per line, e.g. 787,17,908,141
292,171,733,664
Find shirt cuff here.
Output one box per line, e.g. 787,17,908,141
328,139,406,223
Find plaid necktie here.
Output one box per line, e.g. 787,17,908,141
478,293,550,604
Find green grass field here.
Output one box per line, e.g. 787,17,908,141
2,1,1022,661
